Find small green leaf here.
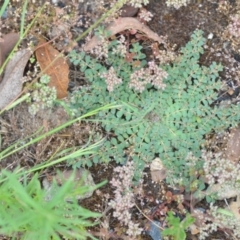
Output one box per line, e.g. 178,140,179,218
111,138,118,145
217,208,234,217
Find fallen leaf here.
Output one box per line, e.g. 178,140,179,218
35,39,69,99
226,127,240,163
0,32,19,81
84,17,163,52
189,224,200,235
230,200,240,220
0,49,31,109
150,157,167,182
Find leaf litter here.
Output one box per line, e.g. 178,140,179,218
35,39,69,99
0,48,31,109
0,32,19,81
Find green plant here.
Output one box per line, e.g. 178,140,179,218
68,29,240,188
0,91,118,239
0,0,10,17
0,93,117,239
27,74,57,115
162,211,195,240
0,169,103,240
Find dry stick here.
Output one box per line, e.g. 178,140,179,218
0,33,20,81
134,203,165,231
33,35,60,51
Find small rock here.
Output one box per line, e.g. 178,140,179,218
207,33,214,39
146,220,162,240
120,4,139,17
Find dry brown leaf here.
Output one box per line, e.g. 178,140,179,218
0,49,31,109
189,224,200,235
229,200,240,220
226,127,240,163
150,157,167,182
35,39,69,99
0,33,19,81
83,17,163,52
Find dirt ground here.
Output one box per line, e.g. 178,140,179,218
1,0,240,239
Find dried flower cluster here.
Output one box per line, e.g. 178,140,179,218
212,49,240,83
129,61,167,92
197,207,218,240
210,204,240,238
202,150,240,186
100,67,122,92
27,74,57,115
156,49,176,64
151,36,177,65
109,162,143,237
90,34,109,60
198,203,240,240
228,14,240,38
128,0,149,8
139,9,153,22
166,0,191,9
112,35,127,57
